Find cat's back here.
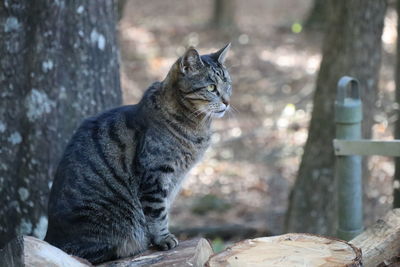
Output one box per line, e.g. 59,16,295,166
48,104,145,213
45,103,155,262
58,104,142,169
49,82,164,211
74,104,144,149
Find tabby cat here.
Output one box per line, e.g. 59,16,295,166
44,44,232,264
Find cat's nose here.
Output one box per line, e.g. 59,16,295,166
222,97,230,107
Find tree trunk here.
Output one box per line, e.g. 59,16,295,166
303,0,331,31
0,0,122,248
117,0,128,21
393,0,400,208
285,0,387,235
211,0,237,32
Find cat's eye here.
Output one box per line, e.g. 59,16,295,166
206,84,216,92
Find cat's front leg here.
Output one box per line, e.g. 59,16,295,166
140,193,178,250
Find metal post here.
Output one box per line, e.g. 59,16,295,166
335,76,363,240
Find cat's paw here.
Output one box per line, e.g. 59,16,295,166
154,233,179,251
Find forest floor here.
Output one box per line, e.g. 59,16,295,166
119,0,398,246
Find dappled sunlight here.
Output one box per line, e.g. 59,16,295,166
260,49,321,74
382,8,397,53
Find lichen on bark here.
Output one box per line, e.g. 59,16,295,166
0,0,122,247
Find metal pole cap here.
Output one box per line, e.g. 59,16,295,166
335,76,363,123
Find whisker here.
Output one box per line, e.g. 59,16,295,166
192,110,204,117
229,105,240,115
199,110,212,128
226,108,233,120
227,64,240,70
199,111,208,126
188,106,207,118
225,106,241,125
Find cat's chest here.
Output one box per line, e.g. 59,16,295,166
166,133,210,171
140,127,210,171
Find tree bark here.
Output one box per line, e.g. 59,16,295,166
393,0,400,208
0,0,122,248
285,0,387,235
0,236,213,267
0,236,91,267
100,238,214,267
350,209,400,267
303,0,331,31
117,0,128,21
211,0,237,32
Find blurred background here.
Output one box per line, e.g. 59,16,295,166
0,0,397,252
119,0,395,243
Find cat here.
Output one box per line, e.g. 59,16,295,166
44,44,232,264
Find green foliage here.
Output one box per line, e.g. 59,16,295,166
291,22,303,34
211,237,226,253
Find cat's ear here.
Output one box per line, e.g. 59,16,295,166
212,43,231,65
180,47,204,74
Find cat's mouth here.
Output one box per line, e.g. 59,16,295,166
212,109,226,118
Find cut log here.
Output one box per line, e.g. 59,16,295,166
99,238,213,267
0,236,91,267
0,236,212,267
206,233,362,267
350,208,400,267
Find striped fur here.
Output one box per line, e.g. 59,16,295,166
44,45,232,264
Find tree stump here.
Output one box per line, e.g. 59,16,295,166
206,233,362,267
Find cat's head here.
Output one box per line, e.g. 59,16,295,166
170,44,232,119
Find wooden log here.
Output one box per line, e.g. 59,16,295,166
0,236,91,267
350,208,400,267
206,233,362,267
99,238,213,267
0,236,212,267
